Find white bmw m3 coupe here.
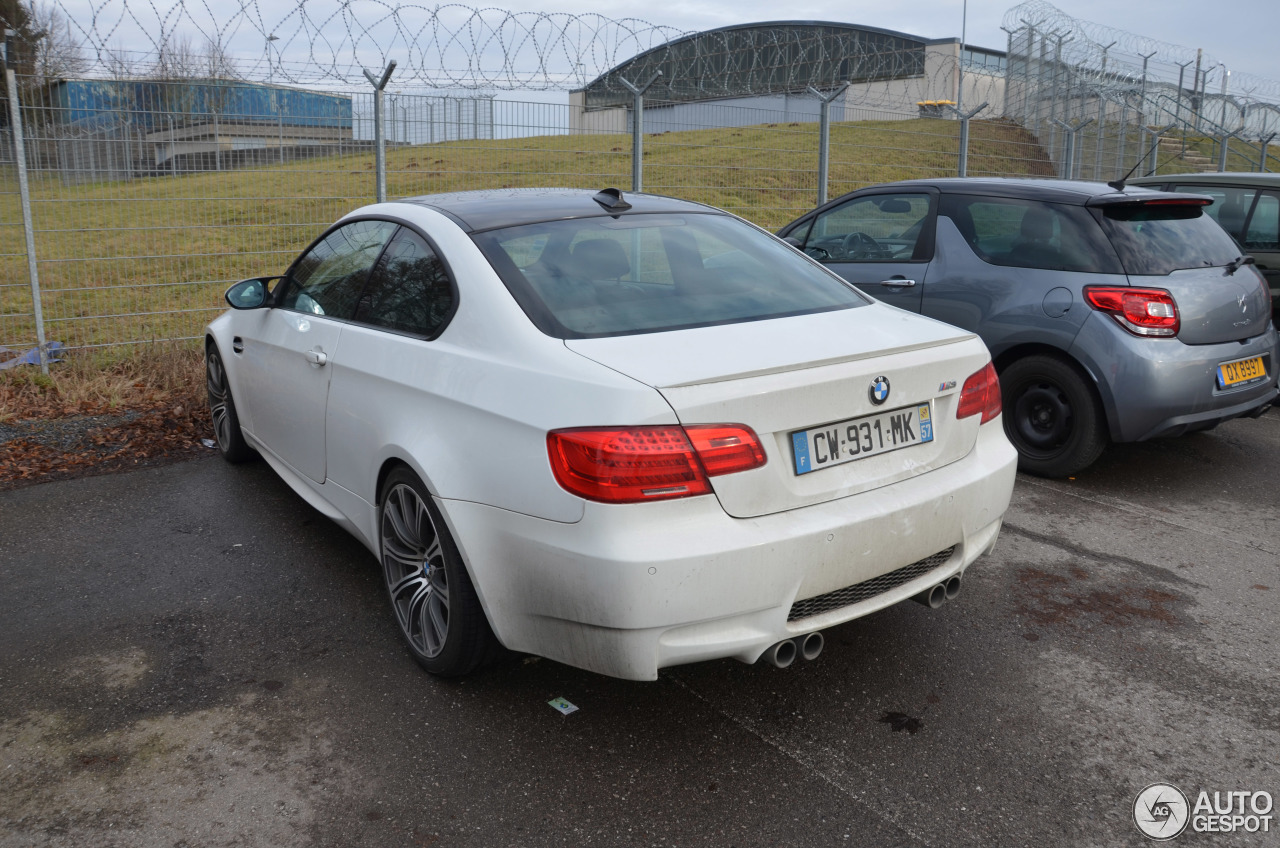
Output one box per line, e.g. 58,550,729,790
205,187,1017,680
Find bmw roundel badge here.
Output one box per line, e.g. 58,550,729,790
869,376,890,405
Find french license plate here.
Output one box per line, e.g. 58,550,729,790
1217,355,1267,388
791,403,934,475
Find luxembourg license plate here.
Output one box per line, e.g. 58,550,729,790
791,403,934,475
1217,355,1267,388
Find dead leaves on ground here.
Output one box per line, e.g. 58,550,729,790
0,397,212,489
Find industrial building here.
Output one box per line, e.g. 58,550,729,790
569,21,1007,133
43,79,354,180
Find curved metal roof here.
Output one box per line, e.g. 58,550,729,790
579,21,943,108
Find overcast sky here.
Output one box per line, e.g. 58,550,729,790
61,0,1279,90
593,0,1274,80
490,0,1276,82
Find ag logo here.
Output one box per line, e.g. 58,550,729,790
1134,783,1190,840
869,376,890,405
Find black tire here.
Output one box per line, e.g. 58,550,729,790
205,342,256,464
999,355,1108,477
378,468,496,677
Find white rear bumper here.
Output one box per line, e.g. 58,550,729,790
442,421,1017,680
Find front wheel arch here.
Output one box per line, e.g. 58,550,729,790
205,337,256,464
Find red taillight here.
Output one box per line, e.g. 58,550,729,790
547,424,766,504
1084,286,1180,337
684,424,768,477
956,362,1002,424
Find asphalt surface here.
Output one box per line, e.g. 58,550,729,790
2,412,1278,847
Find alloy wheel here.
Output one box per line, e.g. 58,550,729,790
381,482,451,659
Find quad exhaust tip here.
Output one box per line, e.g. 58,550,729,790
763,638,797,668
914,574,962,609
799,631,824,661
764,575,966,669
945,574,962,600
762,632,825,668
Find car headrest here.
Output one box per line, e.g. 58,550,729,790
571,239,630,279
1020,207,1056,241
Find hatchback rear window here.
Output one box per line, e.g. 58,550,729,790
472,213,869,338
1091,203,1241,276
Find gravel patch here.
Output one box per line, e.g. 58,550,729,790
0,412,139,451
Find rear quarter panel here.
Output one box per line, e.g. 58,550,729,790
922,216,1118,359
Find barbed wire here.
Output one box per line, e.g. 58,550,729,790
37,1,692,89
15,2,1012,117
1003,0,1280,105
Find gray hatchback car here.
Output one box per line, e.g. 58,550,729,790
778,178,1279,476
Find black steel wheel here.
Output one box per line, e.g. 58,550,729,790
1000,354,1108,477
205,342,255,463
379,468,494,676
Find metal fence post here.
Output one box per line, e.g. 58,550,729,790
949,102,989,178
1260,133,1276,171
5,64,49,374
1140,124,1176,176
999,25,1018,119
1218,128,1243,172
1052,117,1092,179
1137,51,1156,129
808,83,849,205
363,61,397,202
619,71,661,192
1115,98,1129,177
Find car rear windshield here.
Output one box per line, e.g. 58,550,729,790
472,212,869,338
1090,203,1242,276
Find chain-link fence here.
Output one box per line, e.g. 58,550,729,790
2,0,1279,360
0,76,1047,356
1003,0,1280,181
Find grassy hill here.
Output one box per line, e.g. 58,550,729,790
1,116,1053,350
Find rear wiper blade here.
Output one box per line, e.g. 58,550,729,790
1225,255,1256,276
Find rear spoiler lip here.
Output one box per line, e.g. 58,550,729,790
1086,190,1214,208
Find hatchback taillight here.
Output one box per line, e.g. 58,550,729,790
956,362,1002,424
1084,286,1180,337
547,425,766,504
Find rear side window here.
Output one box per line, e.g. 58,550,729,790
1091,203,1242,276
355,229,456,337
472,213,868,339
940,195,1122,273
1244,192,1279,252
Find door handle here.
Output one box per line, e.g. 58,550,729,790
305,348,328,367
879,278,917,288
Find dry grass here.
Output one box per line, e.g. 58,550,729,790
0,341,204,423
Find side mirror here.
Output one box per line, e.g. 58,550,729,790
225,278,270,310
782,236,804,249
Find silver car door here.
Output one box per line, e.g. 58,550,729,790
238,219,398,483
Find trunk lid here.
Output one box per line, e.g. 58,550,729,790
1156,266,1271,345
1090,197,1269,343
565,307,994,518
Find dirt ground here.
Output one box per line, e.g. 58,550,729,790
0,365,214,490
